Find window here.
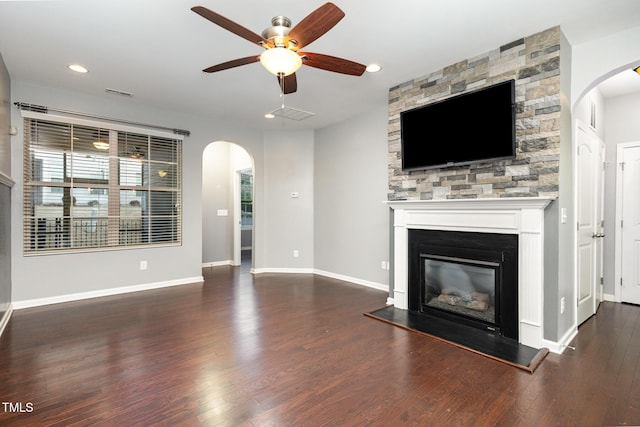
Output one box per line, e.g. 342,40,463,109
240,170,253,227
23,115,182,253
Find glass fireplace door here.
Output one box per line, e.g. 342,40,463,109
422,255,499,325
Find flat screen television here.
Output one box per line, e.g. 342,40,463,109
400,79,516,171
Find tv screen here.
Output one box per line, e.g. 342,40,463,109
400,79,516,171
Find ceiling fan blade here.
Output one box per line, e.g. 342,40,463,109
286,3,345,49
277,73,298,94
300,52,366,76
191,6,269,47
203,55,261,73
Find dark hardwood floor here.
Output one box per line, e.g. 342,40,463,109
1,264,639,426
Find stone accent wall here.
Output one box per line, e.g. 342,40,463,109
388,26,561,200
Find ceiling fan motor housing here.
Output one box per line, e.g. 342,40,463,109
262,16,297,49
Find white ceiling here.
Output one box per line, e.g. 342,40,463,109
1,0,639,131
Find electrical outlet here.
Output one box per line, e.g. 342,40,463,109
293,250,299,258
140,260,147,271
560,297,565,314
381,261,387,270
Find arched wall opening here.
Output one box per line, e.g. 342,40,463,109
571,58,640,310
202,141,254,270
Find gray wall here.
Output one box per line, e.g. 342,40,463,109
551,31,574,341
0,52,10,176
0,52,12,323
262,130,314,270
202,142,232,264
314,105,389,286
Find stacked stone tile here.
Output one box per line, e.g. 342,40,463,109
388,27,561,200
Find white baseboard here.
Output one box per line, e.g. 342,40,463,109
603,293,616,302
12,276,205,310
313,269,388,292
543,325,578,354
250,267,389,293
252,267,315,274
202,260,233,268
0,304,13,338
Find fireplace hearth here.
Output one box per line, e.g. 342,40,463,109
408,229,518,340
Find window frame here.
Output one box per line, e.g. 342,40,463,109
21,111,183,255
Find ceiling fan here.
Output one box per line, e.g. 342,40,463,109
191,2,367,94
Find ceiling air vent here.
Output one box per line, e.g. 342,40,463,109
268,105,315,121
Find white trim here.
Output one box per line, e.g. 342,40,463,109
202,260,233,268
0,304,13,338
614,141,640,303
233,170,241,266
0,172,15,188
12,276,204,309
252,267,315,274
250,267,389,293
386,197,554,211
603,293,616,302
313,269,388,292
543,325,579,354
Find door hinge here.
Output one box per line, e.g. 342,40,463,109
600,277,604,285
621,161,625,171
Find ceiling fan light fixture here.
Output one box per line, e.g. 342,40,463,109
260,48,302,76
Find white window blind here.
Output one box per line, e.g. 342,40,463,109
23,115,182,253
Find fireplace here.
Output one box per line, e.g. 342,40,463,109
408,229,518,340
387,197,554,349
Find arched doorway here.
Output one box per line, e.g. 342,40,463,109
202,141,254,271
573,62,640,320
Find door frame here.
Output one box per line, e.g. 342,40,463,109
232,170,242,266
614,141,640,302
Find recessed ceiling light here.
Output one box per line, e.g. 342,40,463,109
366,64,382,73
68,64,88,73
264,113,275,119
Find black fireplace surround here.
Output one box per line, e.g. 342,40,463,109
408,229,519,340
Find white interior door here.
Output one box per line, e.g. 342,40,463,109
620,145,640,305
576,122,604,324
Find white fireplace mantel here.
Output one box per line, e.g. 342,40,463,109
386,197,554,349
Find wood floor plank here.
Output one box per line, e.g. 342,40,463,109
1,265,640,426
